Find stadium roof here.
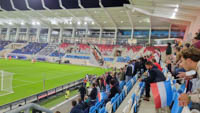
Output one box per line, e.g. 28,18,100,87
0,0,199,29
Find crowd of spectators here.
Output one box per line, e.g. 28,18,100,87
169,31,200,111
67,53,166,113
56,31,200,113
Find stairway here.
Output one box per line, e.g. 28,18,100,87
37,44,58,56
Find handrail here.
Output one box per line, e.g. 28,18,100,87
6,103,53,113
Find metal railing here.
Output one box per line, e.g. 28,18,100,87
6,103,53,113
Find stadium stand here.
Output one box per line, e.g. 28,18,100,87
37,44,58,56
0,41,11,51
50,50,65,57
0,0,200,113
12,42,48,54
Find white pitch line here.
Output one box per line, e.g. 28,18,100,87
13,68,95,89
13,78,35,83
50,95,79,111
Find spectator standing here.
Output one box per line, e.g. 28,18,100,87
79,84,86,101
125,61,134,82
139,61,166,101
112,72,119,87
89,83,98,104
108,79,121,99
166,43,172,56
119,68,126,82
106,72,112,85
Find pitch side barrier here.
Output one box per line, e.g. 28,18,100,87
0,75,95,113
6,53,130,63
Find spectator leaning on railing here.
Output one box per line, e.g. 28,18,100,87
139,61,166,101
177,47,200,111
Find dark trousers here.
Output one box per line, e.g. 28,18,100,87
81,94,85,101
145,82,150,97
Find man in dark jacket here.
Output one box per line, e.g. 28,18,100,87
106,72,112,85
70,100,84,113
166,43,172,56
139,61,166,101
89,83,97,102
125,61,134,82
134,59,141,75
79,83,86,101
108,79,121,99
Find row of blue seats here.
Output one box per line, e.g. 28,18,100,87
0,41,11,51
89,75,138,113
50,51,65,57
49,53,131,63
120,81,145,113
12,42,48,54
132,82,145,113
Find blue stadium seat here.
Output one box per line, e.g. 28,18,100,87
131,93,136,106
119,93,123,104
89,106,97,113
112,100,117,113
95,101,101,112
99,107,106,113
122,90,125,99
119,81,125,90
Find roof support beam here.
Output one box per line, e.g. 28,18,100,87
10,0,50,27
133,0,200,8
78,0,102,28
99,0,117,28
41,0,63,27
124,4,195,22
0,5,15,20
134,5,200,17
148,17,152,44
25,0,50,26
125,9,134,28
25,0,49,26
58,0,80,24
10,0,31,20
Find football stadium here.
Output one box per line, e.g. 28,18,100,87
0,0,200,113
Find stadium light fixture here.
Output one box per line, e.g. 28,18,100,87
174,4,179,12
32,21,36,25
171,12,176,19
8,22,13,25
51,20,57,25
91,21,95,25
77,21,81,25
36,22,40,25
21,22,25,25
174,8,178,12
84,22,87,25
69,21,72,25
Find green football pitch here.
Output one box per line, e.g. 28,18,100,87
0,59,109,106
